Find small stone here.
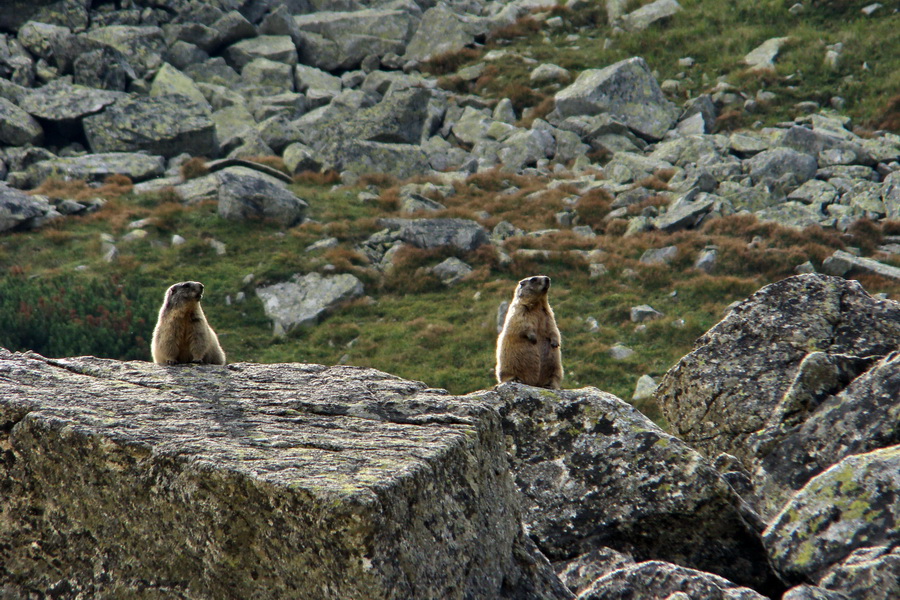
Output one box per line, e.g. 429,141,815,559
589,263,608,278
795,260,816,274
609,343,635,360
171,234,186,246
632,374,658,402
631,304,664,322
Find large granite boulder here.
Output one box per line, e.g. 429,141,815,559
319,139,431,180
551,57,679,141
0,182,51,231
403,5,488,62
745,147,818,191
216,166,308,226
468,384,782,594
0,0,89,31
294,9,417,71
83,94,218,159
378,217,490,251
0,349,570,600
763,444,900,597
18,80,124,122
0,97,42,146
656,274,900,466
223,35,298,70
78,25,166,78
24,152,165,186
576,561,768,600
255,272,365,335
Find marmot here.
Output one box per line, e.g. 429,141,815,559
495,275,563,389
151,281,226,365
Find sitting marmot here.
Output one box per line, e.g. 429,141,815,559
495,275,563,389
151,281,226,365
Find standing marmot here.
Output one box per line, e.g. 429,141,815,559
151,281,226,365
495,275,563,389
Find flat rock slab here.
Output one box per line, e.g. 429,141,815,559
18,80,125,121
0,349,566,600
25,152,166,186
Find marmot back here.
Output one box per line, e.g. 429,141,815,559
151,281,226,365
495,275,563,389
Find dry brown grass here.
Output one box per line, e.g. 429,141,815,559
487,16,541,42
31,175,133,202
422,48,482,76
179,157,209,180
293,170,340,185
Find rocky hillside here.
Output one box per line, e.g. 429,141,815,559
2,0,900,404
2,273,899,599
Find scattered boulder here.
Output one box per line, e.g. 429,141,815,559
83,94,217,159
24,152,165,186
216,167,308,226
763,445,900,588
378,218,489,251
467,384,783,593
0,349,569,600
743,37,791,71
0,182,50,231
18,80,124,122
0,97,42,146
255,272,365,335
821,249,900,282
620,0,682,32
551,57,679,141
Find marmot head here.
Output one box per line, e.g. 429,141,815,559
164,281,204,308
515,275,551,303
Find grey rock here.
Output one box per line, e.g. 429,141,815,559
823,249,900,281
755,201,824,229
729,132,770,156
79,25,166,78
184,57,241,87
631,304,664,322
242,58,295,94
530,63,570,86
17,21,73,71
295,9,416,71
0,349,568,600
632,374,658,402
843,180,885,218
150,63,210,110
19,80,124,122
403,5,485,62
342,87,433,146
743,36,790,71
764,445,900,583
653,195,715,232
883,171,900,219
295,63,342,101
256,272,364,334
499,127,556,172
640,245,678,265
750,350,900,520
780,126,873,167
694,246,718,273
164,40,210,72
283,142,322,175
552,57,679,141
73,46,135,91
431,257,472,285
83,94,217,159
320,139,431,180
782,585,851,600
787,179,838,205
0,97,42,146
746,147,817,191
216,167,308,226
0,182,49,232
0,0,89,32
578,561,768,600
211,104,258,155
378,218,489,251
819,546,900,600
556,547,635,596
223,35,297,71
469,384,780,591
211,10,257,50
620,0,682,32
25,152,165,187
604,151,673,184
656,274,900,466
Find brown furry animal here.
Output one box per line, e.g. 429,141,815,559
151,281,226,365
495,275,563,389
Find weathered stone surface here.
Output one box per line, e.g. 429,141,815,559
0,97,42,146
341,87,432,146
467,384,782,593
432,256,472,285
779,126,873,167
653,196,715,232
0,349,569,600
746,147,817,190
18,80,124,122
150,63,210,110
0,0,89,31
83,94,217,159
223,35,298,71
782,584,851,600
295,9,416,71
256,272,364,334
72,46,134,91
79,25,166,78
378,218,489,251
216,166,308,226
403,5,485,62
656,274,900,465
620,0,682,32
17,21,73,70
320,139,431,180
743,36,791,71
763,445,900,584
576,561,768,600
25,152,165,186
822,249,900,282
552,57,679,141
819,546,900,600
0,182,48,231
